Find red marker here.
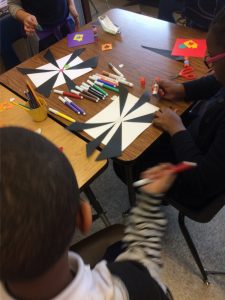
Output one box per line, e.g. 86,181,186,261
133,161,197,187
54,89,83,99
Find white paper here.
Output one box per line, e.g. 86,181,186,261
27,53,92,88
85,93,158,151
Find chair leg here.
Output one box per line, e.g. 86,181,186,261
178,213,209,284
84,186,111,227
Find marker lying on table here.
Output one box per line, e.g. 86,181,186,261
54,89,83,99
102,70,126,81
48,107,76,123
133,161,197,188
71,88,99,103
64,96,86,115
95,81,119,93
87,80,108,96
58,96,80,114
108,62,125,78
81,83,105,99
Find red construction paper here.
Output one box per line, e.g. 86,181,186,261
171,38,207,58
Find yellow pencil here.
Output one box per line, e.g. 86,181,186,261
48,107,76,123
10,99,31,111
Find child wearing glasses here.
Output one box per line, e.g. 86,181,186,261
114,7,225,209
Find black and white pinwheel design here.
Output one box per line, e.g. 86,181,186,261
68,84,159,160
17,48,98,97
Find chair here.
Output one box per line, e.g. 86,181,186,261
169,192,225,284
70,224,125,267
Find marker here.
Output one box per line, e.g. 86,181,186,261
116,78,133,87
78,86,100,101
102,70,126,81
71,88,99,103
95,73,119,86
48,107,76,123
26,80,41,107
81,83,105,99
54,89,83,99
58,96,80,114
64,96,86,115
10,99,31,111
95,81,119,93
133,161,197,188
108,62,125,78
87,80,108,96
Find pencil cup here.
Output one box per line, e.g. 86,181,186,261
27,97,47,122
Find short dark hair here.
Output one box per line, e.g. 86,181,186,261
0,127,79,281
209,6,225,50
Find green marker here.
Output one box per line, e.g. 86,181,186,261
87,80,108,96
95,81,119,93
36,24,43,31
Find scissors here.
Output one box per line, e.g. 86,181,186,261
171,66,196,80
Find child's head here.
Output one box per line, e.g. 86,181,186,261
207,6,225,85
0,127,79,282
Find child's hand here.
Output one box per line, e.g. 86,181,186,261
140,163,177,195
158,79,185,101
23,14,38,35
153,107,186,136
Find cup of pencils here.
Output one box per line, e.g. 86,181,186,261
25,80,47,122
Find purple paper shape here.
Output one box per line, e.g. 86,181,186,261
67,30,95,47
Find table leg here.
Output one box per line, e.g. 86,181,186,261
124,164,136,206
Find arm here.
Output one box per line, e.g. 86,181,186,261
158,75,222,103
108,166,176,299
183,75,223,102
8,0,37,35
170,117,225,201
67,0,80,30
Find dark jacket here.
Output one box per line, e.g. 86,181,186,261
170,75,225,208
22,0,69,26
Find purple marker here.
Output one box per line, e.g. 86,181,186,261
58,96,80,114
64,97,86,115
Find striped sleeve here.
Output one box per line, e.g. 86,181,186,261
8,0,23,18
116,191,167,293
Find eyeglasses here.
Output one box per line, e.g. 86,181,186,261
204,52,225,69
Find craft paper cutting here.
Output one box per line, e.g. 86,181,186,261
68,84,159,160
67,29,95,47
171,38,207,57
17,48,98,97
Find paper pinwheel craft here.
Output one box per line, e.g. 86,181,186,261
68,84,159,160
17,48,98,97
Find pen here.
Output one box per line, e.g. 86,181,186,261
77,86,100,102
95,81,119,93
48,107,76,123
102,70,126,81
54,89,83,99
9,99,31,111
87,80,108,96
58,96,80,114
71,88,99,103
108,62,125,78
64,96,86,115
95,73,119,86
133,161,197,188
81,83,105,99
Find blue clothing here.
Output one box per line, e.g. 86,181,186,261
22,0,69,27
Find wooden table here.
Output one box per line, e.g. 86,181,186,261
0,83,110,224
0,9,207,203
